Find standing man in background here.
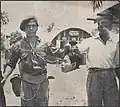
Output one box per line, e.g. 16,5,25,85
111,21,119,105
4,35,10,61
114,41,120,105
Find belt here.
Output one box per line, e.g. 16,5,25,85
21,73,47,84
88,67,114,72
115,66,120,71
21,68,47,76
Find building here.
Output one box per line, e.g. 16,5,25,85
51,27,92,49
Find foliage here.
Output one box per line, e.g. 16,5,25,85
91,0,120,12
47,22,55,32
1,11,9,51
91,0,103,12
0,33,6,51
10,31,23,45
1,11,9,26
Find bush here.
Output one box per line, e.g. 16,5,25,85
0,35,5,52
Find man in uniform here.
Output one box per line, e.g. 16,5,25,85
1,16,54,106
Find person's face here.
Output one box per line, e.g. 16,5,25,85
91,28,98,37
25,20,38,35
112,23,119,34
98,19,111,41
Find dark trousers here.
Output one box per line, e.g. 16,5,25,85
21,79,49,106
5,49,9,60
0,70,6,107
115,68,120,105
86,69,119,106
0,87,6,107
117,77,120,106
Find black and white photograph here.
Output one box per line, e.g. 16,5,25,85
1,1,120,106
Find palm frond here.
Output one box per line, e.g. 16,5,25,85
91,0,120,12
91,0,103,12
1,11,9,26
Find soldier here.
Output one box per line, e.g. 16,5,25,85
1,16,55,106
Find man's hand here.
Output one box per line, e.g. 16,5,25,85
1,66,13,86
1,76,7,86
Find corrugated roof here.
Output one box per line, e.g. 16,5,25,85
97,3,120,19
87,2,120,23
38,25,92,43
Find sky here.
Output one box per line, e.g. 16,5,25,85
1,1,118,40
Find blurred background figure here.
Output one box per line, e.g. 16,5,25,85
111,22,119,44
91,28,99,38
112,22,119,34
64,41,71,56
4,35,10,61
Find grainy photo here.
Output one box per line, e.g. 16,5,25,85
1,1,120,106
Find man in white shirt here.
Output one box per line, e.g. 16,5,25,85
76,19,119,106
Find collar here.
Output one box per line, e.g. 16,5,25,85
24,36,40,42
23,36,41,48
95,36,113,45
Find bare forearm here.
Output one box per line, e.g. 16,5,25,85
3,66,13,79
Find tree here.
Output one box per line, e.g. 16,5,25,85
1,11,9,52
9,31,23,45
0,33,5,51
1,11,9,26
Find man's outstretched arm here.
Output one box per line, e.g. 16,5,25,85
1,44,21,85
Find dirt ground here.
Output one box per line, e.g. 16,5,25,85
1,56,88,106
1,55,119,106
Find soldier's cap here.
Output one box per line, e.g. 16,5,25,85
20,16,39,32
